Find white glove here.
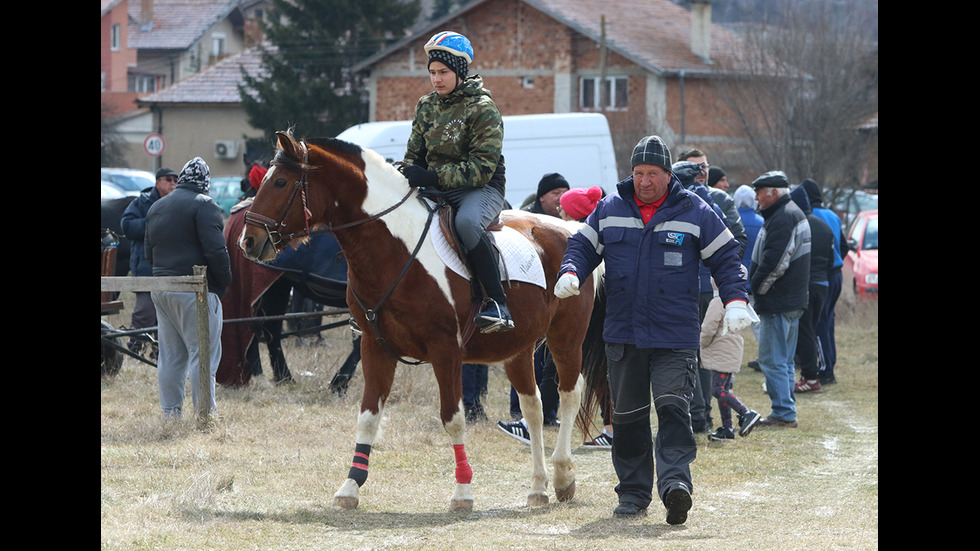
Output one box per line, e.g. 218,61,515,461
722,300,758,335
554,272,580,298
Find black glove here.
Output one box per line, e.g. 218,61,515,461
399,164,438,188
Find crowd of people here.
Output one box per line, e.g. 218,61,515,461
112,29,853,527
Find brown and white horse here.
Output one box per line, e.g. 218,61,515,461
239,130,605,512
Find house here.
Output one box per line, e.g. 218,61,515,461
102,0,273,172
353,0,755,184
129,47,268,177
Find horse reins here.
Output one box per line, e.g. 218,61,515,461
244,141,435,365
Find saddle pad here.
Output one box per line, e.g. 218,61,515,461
432,225,546,289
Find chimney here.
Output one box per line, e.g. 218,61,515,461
140,0,154,30
690,0,713,62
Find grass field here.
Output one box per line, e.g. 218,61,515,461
101,295,877,550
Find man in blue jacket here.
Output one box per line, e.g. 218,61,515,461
120,167,178,355
555,136,752,525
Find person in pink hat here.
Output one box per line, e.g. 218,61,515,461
559,186,604,222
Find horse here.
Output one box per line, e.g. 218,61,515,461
238,130,606,512
219,199,362,391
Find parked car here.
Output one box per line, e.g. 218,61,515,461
831,189,878,230
210,176,244,217
101,168,155,197
843,209,877,299
102,180,127,201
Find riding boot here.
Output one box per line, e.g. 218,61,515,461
466,235,514,333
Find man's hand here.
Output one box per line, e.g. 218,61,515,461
554,272,580,298
722,300,758,335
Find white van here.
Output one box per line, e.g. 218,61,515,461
336,113,619,209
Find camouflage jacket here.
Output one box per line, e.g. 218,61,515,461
403,75,504,191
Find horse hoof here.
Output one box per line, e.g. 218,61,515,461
527,492,549,507
333,496,359,509
555,481,576,502
450,498,474,513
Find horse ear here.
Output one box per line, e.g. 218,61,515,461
276,131,300,160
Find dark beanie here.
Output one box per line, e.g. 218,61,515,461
536,173,569,198
751,170,789,189
708,166,726,187
800,178,824,207
428,49,468,80
631,136,671,171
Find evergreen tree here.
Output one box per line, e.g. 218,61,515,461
240,0,420,145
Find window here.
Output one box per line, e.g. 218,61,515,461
580,76,628,110
212,34,226,58
111,23,121,51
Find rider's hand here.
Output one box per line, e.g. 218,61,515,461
399,164,438,188
554,272,580,298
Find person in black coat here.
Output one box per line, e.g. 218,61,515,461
790,185,835,393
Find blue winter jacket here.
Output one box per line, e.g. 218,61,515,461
560,175,749,349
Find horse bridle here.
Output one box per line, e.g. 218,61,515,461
243,141,435,365
244,145,418,249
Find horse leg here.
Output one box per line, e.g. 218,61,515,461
504,349,549,506
430,352,474,512
552,373,584,501
329,335,362,397
332,343,395,510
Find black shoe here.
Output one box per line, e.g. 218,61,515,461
738,410,761,437
819,375,837,385
707,427,735,441
613,502,647,518
664,485,693,525
475,300,514,334
748,360,761,371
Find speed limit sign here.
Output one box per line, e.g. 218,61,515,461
144,133,166,157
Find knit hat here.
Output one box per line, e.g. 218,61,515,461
249,165,268,190
560,186,603,221
751,170,789,189
707,166,726,188
177,157,211,194
428,49,468,80
536,173,569,198
630,136,672,170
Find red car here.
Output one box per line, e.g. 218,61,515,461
843,209,878,299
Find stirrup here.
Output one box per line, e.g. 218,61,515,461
474,300,514,334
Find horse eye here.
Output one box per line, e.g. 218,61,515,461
274,178,287,189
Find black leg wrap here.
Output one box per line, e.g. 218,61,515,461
348,443,371,487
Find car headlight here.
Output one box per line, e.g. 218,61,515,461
865,273,878,285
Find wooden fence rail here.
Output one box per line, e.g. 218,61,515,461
101,266,214,427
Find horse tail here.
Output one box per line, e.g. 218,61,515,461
576,265,609,438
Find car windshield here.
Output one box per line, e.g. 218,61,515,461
862,217,878,250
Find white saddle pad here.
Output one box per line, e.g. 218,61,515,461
432,225,546,288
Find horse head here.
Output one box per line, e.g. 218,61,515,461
238,130,411,262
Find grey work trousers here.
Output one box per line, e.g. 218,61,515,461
606,344,698,508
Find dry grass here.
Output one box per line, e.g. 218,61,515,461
101,295,877,550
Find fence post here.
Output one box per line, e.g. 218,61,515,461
194,265,215,429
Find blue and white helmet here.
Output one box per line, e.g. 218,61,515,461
424,31,473,63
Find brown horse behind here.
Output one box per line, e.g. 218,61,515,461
238,130,605,512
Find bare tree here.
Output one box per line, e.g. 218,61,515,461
715,0,877,195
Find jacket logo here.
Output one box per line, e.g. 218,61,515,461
666,232,685,246
444,119,465,142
